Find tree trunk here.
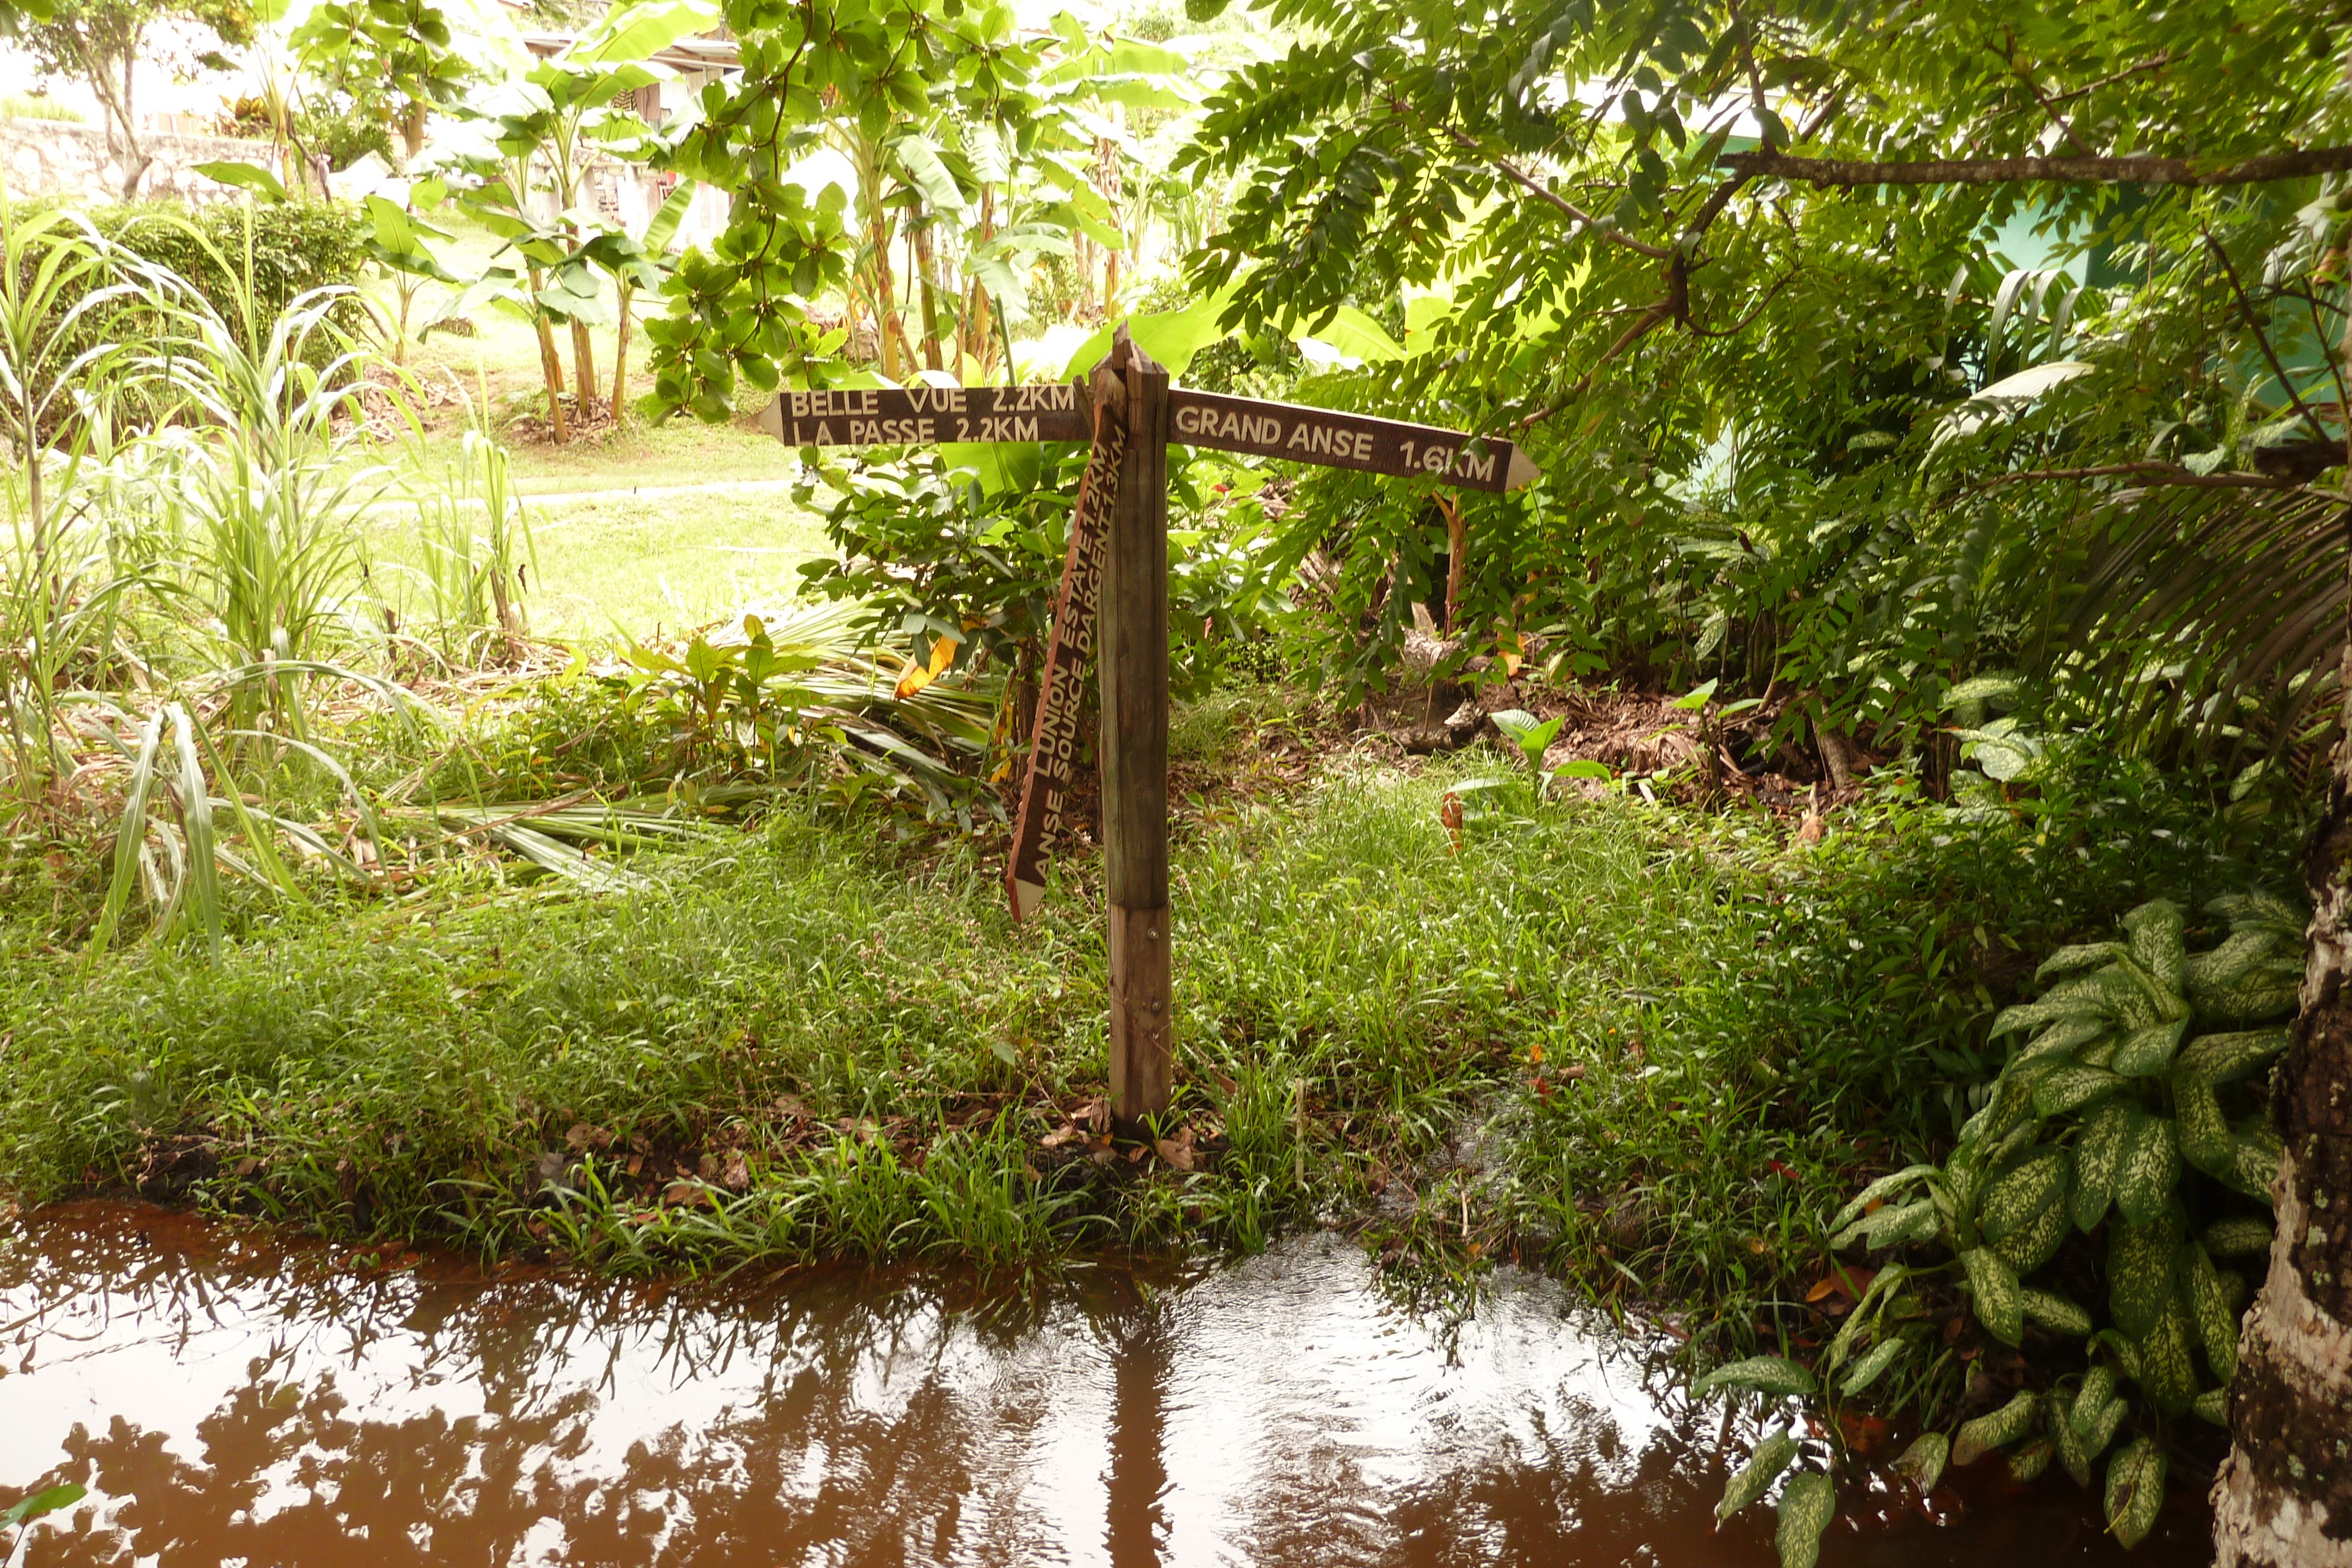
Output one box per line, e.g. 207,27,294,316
569,317,598,414
2211,666,2352,1562
2213,283,2352,1568
526,282,570,445
963,188,997,372
610,283,634,418
867,206,901,381
2211,738,2352,1561
1438,492,1466,630
911,212,945,371
91,46,149,201
1096,135,1122,315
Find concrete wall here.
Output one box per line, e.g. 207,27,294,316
0,118,285,205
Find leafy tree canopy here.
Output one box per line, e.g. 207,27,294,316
19,0,258,196
1162,0,2352,747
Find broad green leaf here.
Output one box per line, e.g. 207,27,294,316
0,1483,85,1527
1692,1355,1816,1398
2104,1437,2166,1549
1774,1472,1836,1568
892,133,968,214
1298,306,1405,363
1718,1429,1799,1519
1828,1164,1937,1233
1952,1390,2039,1466
1839,1338,1907,1395
1889,1432,1948,1492
2034,943,2126,983
194,160,288,201
1961,1247,2023,1346
1064,289,1238,379
570,0,716,65
1673,678,1719,710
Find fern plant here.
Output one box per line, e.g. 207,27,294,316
1703,892,2300,1561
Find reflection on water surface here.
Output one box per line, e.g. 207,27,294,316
0,1203,2211,1566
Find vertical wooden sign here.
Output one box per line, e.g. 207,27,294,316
1004,365,1126,920
1098,328,1173,1127
760,332,1541,1137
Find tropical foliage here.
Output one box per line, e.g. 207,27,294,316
1700,894,2300,1557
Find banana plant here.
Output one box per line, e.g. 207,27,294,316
359,184,463,365
569,180,696,417
431,0,714,440
1702,893,2301,1559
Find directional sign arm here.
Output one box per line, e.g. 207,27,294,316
759,382,1091,447
1167,390,1539,492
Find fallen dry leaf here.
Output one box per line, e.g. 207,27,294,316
1805,1264,1877,1304
1838,1410,1890,1455
1154,1138,1195,1171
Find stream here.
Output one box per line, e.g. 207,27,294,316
0,1202,2214,1566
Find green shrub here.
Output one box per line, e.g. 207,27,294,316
85,199,368,339
11,199,368,393
1706,891,2300,1561
795,443,1293,723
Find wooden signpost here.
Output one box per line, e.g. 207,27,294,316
763,325,1538,1128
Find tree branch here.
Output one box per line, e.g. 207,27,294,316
1492,155,1676,260
2000,36,2097,158
1688,267,1798,337
1513,297,1676,430
1963,461,2316,495
2202,230,2334,443
1441,124,1674,261
1720,145,2352,188
2042,53,2174,108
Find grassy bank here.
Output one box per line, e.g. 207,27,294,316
0,726,2287,1350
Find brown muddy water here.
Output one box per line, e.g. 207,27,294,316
0,1202,2214,1567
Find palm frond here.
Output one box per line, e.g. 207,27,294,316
2043,486,2347,761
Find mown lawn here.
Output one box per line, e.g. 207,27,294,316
363,483,833,646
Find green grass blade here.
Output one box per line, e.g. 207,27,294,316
168,704,222,958
84,709,163,961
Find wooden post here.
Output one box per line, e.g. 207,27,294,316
754,358,1542,1141
1099,325,1172,1129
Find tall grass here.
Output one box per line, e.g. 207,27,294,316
0,199,145,800
0,93,85,123
131,214,402,735
391,386,536,664
0,750,2284,1323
